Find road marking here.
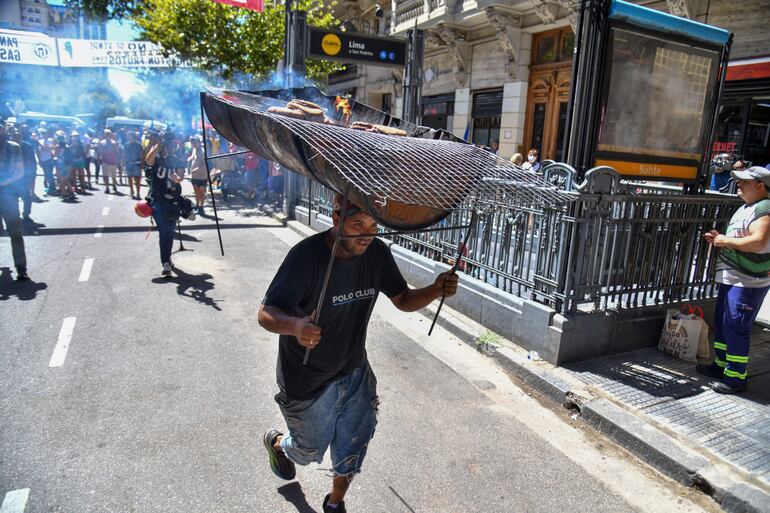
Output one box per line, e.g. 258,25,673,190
1,488,30,513
79,258,94,282
94,225,104,238
101,207,110,216
49,317,76,368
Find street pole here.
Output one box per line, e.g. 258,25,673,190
402,28,424,124
284,0,306,89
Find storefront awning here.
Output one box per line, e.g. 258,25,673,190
726,56,770,82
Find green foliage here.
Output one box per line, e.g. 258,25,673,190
474,330,501,354
65,0,142,18
69,0,344,81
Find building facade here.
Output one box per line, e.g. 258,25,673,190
325,0,770,167
0,0,108,116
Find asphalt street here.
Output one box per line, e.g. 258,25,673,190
0,180,721,513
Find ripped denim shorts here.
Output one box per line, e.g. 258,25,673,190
275,361,379,477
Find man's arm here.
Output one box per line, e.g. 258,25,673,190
389,271,458,312
258,304,321,348
713,216,770,253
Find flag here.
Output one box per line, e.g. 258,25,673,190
209,0,264,12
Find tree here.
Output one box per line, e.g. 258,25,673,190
77,82,126,121
68,0,344,81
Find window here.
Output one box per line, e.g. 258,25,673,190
421,94,455,131
532,27,575,66
744,101,770,165
472,90,503,147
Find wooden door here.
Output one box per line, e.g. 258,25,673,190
523,65,572,160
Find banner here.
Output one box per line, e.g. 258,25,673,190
57,38,188,68
209,0,264,12
0,29,58,66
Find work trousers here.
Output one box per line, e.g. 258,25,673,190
40,160,55,192
0,192,27,270
713,283,770,386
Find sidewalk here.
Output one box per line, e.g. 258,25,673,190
492,321,770,513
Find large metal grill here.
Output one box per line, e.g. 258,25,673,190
202,88,577,230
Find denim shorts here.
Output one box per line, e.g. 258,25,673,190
275,361,379,477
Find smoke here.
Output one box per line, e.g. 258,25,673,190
0,58,329,136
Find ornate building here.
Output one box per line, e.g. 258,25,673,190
0,0,108,116
324,1,770,166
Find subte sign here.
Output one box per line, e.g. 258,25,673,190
307,27,405,67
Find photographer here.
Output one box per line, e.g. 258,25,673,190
143,128,195,277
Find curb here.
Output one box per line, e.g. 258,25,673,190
491,342,770,513
271,214,770,513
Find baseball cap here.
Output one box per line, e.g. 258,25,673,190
731,166,770,187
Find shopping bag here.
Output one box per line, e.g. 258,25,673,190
658,305,707,362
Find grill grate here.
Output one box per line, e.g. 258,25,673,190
212,91,578,210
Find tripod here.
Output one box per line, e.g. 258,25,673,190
173,221,193,254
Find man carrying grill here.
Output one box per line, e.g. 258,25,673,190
258,193,459,513
699,166,770,394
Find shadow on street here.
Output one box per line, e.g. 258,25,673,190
0,267,48,301
151,265,222,311
277,482,318,513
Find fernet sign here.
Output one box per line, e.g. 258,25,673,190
0,29,58,66
57,39,187,68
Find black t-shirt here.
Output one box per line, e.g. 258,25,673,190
147,155,184,204
263,231,408,400
0,140,22,196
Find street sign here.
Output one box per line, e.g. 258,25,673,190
307,27,405,67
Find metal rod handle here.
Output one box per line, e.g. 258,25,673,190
428,212,477,336
303,191,350,365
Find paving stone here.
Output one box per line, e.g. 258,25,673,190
565,335,770,489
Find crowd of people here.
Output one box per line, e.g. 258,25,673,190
0,116,285,281
3,120,285,220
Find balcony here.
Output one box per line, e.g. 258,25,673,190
391,0,486,35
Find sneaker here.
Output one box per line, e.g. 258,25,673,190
322,494,347,513
712,381,747,394
161,263,172,277
105,187,110,193
187,211,196,221
15,266,30,281
696,363,723,380
263,429,296,480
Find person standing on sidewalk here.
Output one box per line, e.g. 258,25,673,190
0,117,29,281
258,194,458,513
700,166,770,394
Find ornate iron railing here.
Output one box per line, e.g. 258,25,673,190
295,164,742,314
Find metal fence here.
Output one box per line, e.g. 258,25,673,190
294,165,742,314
